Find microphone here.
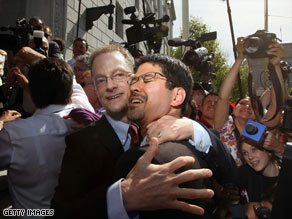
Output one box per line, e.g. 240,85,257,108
152,15,170,24
168,38,185,47
168,38,196,47
108,14,113,30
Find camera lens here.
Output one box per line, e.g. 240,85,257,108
245,123,258,135
245,37,263,54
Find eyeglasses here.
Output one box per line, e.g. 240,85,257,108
128,72,166,86
94,71,131,88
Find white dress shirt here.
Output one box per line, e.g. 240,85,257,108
0,80,93,215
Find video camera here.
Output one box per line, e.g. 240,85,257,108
168,32,217,90
0,17,33,54
122,6,169,53
244,30,277,58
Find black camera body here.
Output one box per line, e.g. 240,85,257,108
122,7,169,53
244,30,277,58
0,17,33,53
242,120,267,147
280,100,292,132
183,47,214,73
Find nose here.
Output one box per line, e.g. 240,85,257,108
130,77,143,93
248,152,254,160
105,77,118,90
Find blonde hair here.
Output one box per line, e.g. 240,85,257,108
89,44,134,72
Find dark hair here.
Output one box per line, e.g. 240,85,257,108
135,54,193,115
28,58,73,108
235,96,264,118
202,92,218,105
73,38,88,50
53,37,65,51
237,136,278,164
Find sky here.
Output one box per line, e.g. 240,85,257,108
172,0,292,64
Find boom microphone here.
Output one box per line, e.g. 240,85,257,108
168,38,185,47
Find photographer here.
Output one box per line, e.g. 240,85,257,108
214,37,285,167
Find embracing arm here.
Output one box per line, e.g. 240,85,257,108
146,115,212,153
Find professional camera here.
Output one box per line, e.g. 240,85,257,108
242,120,267,147
32,30,47,57
168,32,217,91
255,206,271,219
122,6,169,53
0,17,33,53
244,30,277,58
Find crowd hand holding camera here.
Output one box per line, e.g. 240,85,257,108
9,67,29,91
263,130,286,156
14,46,46,68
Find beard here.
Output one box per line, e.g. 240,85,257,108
106,104,128,120
127,92,148,125
127,106,145,124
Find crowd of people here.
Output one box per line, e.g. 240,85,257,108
0,16,291,219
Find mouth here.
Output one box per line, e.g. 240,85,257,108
129,93,146,106
250,160,259,168
105,93,123,101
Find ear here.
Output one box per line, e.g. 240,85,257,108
170,87,186,108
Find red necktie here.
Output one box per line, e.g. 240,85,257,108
128,124,140,148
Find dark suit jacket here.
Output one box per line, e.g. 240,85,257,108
51,116,124,219
114,140,216,219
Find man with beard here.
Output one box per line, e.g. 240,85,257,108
51,44,215,219
115,54,237,218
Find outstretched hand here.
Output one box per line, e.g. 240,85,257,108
121,137,214,215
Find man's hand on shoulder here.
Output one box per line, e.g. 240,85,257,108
121,137,214,215
146,115,194,144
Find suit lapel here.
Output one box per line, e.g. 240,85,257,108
95,116,125,155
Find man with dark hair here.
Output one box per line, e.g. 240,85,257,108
198,93,218,129
0,58,92,213
115,54,237,218
51,45,216,219
28,58,73,107
67,38,89,69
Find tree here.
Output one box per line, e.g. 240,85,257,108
171,16,249,102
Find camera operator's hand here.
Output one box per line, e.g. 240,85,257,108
236,37,246,59
266,42,284,66
0,110,21,123
10,67,29,92
14,47,46,68
263,131,285,155
4,67,18,91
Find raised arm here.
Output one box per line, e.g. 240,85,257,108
214,37,245,130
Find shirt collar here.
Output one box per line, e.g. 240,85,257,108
104,112,130,146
